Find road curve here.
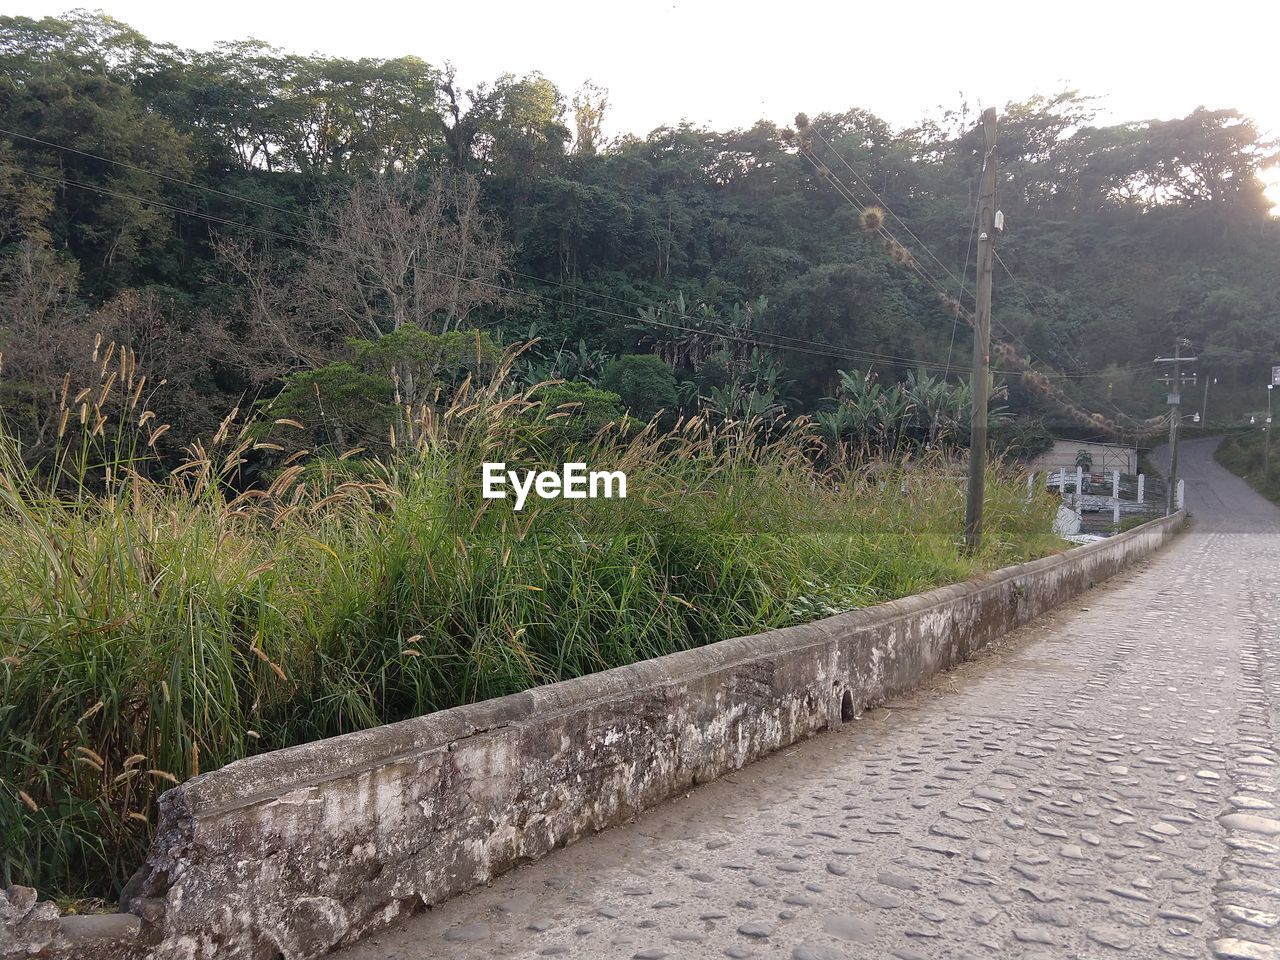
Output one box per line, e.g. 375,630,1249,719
336,436,1280,960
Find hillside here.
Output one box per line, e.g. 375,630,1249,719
2,10,1279,457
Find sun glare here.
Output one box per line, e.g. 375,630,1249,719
1264,166,1280,217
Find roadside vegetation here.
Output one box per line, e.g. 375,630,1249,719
1215,429,1280,505
18,7,1273,910
0,343,1060,902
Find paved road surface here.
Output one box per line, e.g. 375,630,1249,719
337,437,1280,960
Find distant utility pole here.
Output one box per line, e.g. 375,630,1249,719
1154,338,1197,515
964,107,998,553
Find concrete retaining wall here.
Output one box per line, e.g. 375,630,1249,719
5,512,1184,960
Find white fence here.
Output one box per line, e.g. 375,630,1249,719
1033,467,1180,529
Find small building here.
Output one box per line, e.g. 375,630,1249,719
1029,438,1139,476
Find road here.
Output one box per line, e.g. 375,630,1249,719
336,437,1280,960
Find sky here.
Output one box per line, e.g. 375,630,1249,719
10,0,1280,202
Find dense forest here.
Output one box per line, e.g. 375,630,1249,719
2,10,1279,464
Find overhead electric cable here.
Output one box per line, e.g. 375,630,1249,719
12,166,1020,377
6,140,1135,387
801,124,1064,374
9,122,1125,385
945,173,982,377
0,125,708,322
795,122,1163,438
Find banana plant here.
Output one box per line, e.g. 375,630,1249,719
701,348,790,423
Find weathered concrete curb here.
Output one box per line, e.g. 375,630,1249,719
7,512,1185,960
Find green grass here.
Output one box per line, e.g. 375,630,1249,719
1109,514,1151,535
1215,429,1280,506
0,349,1061,902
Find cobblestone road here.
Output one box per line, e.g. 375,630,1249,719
337,437,1280,960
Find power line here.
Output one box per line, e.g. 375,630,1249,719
803,124,1064,375
1,126,307,221
991,248,1141,425
800,144,989,329
798,148,1167,440
800,142,1056,380
992,250,1084,368
10,122,980,370
0,125,691,324
6,140,1128,386
811,126,969,296
945,177,982,377
8,122,1124,387
0,126,989,378
798,148,955,300
796,124,1164,437
9,164,1014,378
646,306,1116,379
7,121,1144,389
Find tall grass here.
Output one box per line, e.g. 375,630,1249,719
0,345,1060,901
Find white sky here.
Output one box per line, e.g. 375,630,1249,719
10,0,1280,201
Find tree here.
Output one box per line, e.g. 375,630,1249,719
0,12,193,292
0,242,225,462
256,328,502,456
441,70,570,178
214,172,516,380
300,172,514,336
0,242,86,454
151,43,447,175
351,326,501,411
5,10,1280,446
571,82,608,156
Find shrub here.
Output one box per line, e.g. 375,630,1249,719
532,381,626,446
600,354,678,421
263,362,395,454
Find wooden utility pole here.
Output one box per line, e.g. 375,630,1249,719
1155,337,1196,515
964,108,998,552
1166,341,1182,516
